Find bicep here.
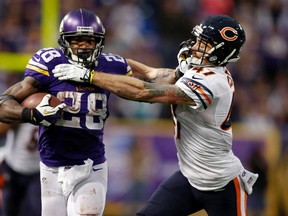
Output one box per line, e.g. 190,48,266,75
0,77,39,123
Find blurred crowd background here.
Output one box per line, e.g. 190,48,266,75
0,0,288,215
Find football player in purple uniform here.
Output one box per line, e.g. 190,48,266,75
53,15,259,216
0,8,166,216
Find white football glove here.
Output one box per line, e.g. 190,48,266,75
175,39,194,80
239,169,259,195
22,94,66,127
177,39,193,74
52,64,94,83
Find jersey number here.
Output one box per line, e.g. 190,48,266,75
55,91,107,130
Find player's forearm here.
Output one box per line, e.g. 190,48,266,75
92,72,149,101
0,80,38,124
0,100,25,124
127,59,176,83
153,68,177,84
127,59,152,80
91,72,195,105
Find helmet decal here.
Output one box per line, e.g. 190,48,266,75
220,27,238,41
76,26,94,34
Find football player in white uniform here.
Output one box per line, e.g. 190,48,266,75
53,15,258,216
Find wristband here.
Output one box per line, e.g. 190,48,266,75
22,108,39,125
89,70,95,84
22,107,32,123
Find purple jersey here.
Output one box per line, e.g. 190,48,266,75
25,48,131,167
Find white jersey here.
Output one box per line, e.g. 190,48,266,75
4,123,40,174
174,66,244,191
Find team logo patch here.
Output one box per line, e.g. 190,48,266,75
220,27,238,41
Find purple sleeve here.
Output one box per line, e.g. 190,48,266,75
96,53,131,76
25,48,69,90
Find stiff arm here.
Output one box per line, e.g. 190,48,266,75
91,71,195,105
52,61,195,105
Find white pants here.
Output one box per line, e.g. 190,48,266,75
40,161,108,216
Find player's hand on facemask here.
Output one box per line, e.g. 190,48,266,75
176,39,194,79
22,94,66,127
52,64,95,83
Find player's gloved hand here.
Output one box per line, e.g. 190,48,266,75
52,64,95,83
176,39,194,79
22,94,66,126
177,39,193,75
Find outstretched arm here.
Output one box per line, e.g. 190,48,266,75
127,38,194,83
91,72,195,105
52,63,195,105
127,59,177,84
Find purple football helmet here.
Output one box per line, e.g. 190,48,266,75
58,8,105,68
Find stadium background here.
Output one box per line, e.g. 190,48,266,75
0,0,287,215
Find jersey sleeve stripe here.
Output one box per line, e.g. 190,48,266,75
28,59,49,70
191,79,213,97
182,82,207,109
181,78,213,109
196,87,212,105
26,64,50,76
126,70,132,76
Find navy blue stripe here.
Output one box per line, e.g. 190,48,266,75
180,77,213,109
182,77,214,98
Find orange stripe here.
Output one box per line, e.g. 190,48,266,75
244,192,248,215
233,178,242,216
197,87,212,105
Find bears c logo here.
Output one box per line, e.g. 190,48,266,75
220,27,238,41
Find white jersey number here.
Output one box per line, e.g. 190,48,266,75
55,91,107,130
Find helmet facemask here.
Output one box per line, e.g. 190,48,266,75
189,25,216,67
59,35,104,69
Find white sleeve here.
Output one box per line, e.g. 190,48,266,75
175,69,214,111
